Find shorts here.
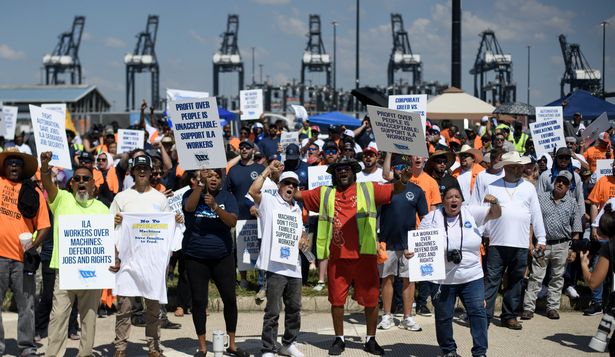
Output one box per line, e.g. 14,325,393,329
327,255,379,308
378,250,409,278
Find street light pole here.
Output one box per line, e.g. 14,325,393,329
259,64,263,84
332,20,337,110
527,45,531,104
251,47,255,85
601,21,608,97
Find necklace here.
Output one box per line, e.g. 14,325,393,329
503,180,518,199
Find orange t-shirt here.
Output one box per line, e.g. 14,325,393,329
588,175,615,209
0,177,51,262
441,128,451,144
410,171,442,209
302,183,393,260
155,183,167,192
583,146,613,173
451,163,485,195
93,169,104,188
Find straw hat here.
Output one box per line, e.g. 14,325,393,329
427,150,456,170
494,151,532,170
0,148,38,179
457,144,483,163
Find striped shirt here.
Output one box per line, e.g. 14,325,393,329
537,191,583,241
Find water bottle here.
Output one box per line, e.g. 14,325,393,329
212,330,229,357
242,248,251,264
301,247,315,263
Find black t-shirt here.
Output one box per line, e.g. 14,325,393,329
182,188,238,260
379,182,429,250
226,162,265,219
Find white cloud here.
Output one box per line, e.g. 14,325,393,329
254,0,290,4
104,37,127,48
274,14,307,37
189,30,213,45
0,44,25,60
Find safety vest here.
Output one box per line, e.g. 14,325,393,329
514,133,529,154
316,182,378,259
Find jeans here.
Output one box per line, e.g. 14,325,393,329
434,278,488,357
590,240,609,305
523,241,568,311
484,246,528,322
261,272,302,353
416,281,438,308
0,258,37,356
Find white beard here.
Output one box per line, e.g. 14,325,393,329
76,191,91,204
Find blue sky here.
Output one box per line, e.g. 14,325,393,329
1,0,613,110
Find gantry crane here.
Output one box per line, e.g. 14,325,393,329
300,15,331,106
42,16,85,85
387,13,422,93
470,30,515,104
559,34,601,97
213,14,244,97
125,15,160,111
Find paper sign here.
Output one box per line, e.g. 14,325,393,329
2,106,18,140
0,110,4,137
388,94,427,132
29,105,72,168
308,165,332,190
166,89,209,112
240,89,264,120
408,228,446,281
41,103,67,119
168,186,190,217
535,106,563,123
595,159,613,180
168,98,226,170
367,105,428,158
291,105,308,122
582,112,610,145
280,131,299,151
58,214,116,290
236,219,259,271
270,210,301,265
529,117,566,157
117,129,145,154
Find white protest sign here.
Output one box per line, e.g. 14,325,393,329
168,186,190,217
582,112,610,145
388,94,427,133
595,159,613,180
291,105,308,122
367,105,428,158
236,219,259,271
2,106,18,140
41,103,67,119
29,105,72,168
535,106,563,123
0,109,4,137
280,131,299,151
529,117,566,157
240,89,264,120
168,98,226,170
117,129,145,154
408,228,446,281
166,89,209,111
308,165,332,190
270,210,301,265
58,214,116,290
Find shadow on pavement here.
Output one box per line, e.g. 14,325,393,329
544,333,596,353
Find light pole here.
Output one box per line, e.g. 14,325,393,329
527,45,531,104
251,47,255,85
601,21,608,97
332,20,338,110
259,64,263,84
355,0,360,115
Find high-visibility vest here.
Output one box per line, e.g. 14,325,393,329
316,181,378,259
514,133,529,154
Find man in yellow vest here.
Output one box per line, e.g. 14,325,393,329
296,157,411,356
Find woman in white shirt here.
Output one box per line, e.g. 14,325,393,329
416,186,501,357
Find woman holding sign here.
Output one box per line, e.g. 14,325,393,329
415,186,501,357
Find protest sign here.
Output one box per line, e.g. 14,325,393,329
240,89,264,120
388,94,427,132
308,165,332,190
235,220,259,271
529,117,566,157
535,106,563,123
0,110,4,137
29,105,72,168
595,159,613,180
58,214,115,290
168,98,226,170
280,131,300,161
41,103,67,118
407,228,446,281
270,210,301,265
168,186,190,217
367,105,428,158
117,129,145,154
582,112,610,145
291,105,308,122
166,89,209,110
2,106,18,140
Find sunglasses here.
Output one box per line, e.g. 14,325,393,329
5,158,24,167
73,175,92,183
394,164,408,171
557,156,571,160
281,180,298,188
308,147,319,152
152,171,163,177
324,149,338,155
433,159,448,165
97,157,107,162
334,165,352,173
495,138,505,141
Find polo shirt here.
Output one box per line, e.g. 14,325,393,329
537,191,582,241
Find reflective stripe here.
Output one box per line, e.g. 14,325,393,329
356,212,378,219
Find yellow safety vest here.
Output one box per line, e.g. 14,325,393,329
514,133,529,155
316,182,378,259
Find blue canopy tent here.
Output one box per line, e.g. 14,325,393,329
545,90,615,120
307,111,362,129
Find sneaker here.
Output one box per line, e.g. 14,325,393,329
279,342,305,357
160,320,182,329
363,338,385,355
565,286,580,300
400,316,422,331
313,281,325,292
442,352,461,357
69,333,80,340
33,335,41,343
261,353,275,357
584,303,603,316
377,314,395,330
416,305,432,317
328,337,345,355
239,279,249,290
255,288,267,303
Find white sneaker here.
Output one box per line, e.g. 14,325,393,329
279,342,304,357
261,353,275,357
565,286,580,299
377,314,395,330
312,281,325,292
400,316,422,331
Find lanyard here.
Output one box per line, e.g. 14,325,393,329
442,208,464,253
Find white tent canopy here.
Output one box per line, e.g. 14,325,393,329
427,87,495,120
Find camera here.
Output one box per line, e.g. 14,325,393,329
447,249,462,264
570,239,602,255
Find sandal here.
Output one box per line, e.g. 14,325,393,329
226,347,249,357
193,351,207,357
174,307,184,317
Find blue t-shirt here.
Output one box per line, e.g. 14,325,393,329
226,162,265,219
182,188,238,260
258,136,280,160
379,182,429,250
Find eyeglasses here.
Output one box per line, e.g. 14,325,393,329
334,165,351,173
97,158,107,162
324,149,338,155
281,180,298,188
72,175,92,183
5,158,24,167
394,164,408,171
433,159,448,165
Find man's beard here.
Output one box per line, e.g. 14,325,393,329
76,191,91,204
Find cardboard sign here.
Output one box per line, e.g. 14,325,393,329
408,228,446,282
2,106,18,140
270,210,301,265
595,159,613,180
529,117,566,158
168,186,190,217
235,219,259,271
168,98,226,170
535,106,563,123
388,94,427,133
29,105,72,168
58,214,116,290
240,89,264,120
582,112,610,145
291,105,308,122
367,105,428,158
117,129,145,154
308,165,332,190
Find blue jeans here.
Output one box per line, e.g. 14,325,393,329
416,281,438,307
434,278,488,356
484,246,528,322
590,241,609,305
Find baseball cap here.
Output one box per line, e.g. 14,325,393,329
310,125,320,132
599,132,610,142
555,147,572,157
285,144,300,160
565,136,577,144
556,170,572,183
343,129,355,138
481,115,489,123
161,136,174,143
252,122,264,129
363,146,379,155
238,140,254,149
323,140,338,151
79,151,94,163
131,155,152,169
279,171,300,185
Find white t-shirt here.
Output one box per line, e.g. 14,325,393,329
356,167,386,183
245,177,279,239
485,178,546,247
470,169,504,206
255,192,304,278
593,198,615,228
420,206,489,285
17,143,32,155
456,169,473,205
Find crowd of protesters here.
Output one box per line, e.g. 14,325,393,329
0,99,614,357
